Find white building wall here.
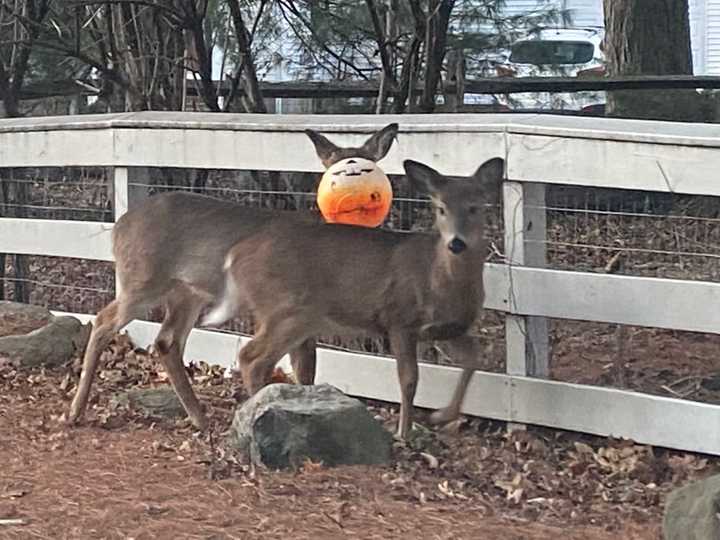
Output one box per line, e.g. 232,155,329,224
563,0,604,27
702,0,720,74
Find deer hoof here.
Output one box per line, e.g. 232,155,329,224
191,415,209,432
428,407,459,426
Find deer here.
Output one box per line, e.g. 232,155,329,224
201,157,504,439
65,123,399,431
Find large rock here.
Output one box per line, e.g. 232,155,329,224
663,474,720,540
0,301,53,337
227,383,392,470
0,302,90,369
112,387,186,419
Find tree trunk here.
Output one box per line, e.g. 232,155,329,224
417,0,455,113
604,0,692,76
227,0,267,114
603,0,709,121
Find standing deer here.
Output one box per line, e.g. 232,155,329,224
202,157,504,439
66,123,399,430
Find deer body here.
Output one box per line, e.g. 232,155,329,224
112,192,309,300
205,225,484,340
66,123,399,430
204,158,504,438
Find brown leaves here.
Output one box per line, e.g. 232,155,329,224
300,458,325,474
495,473,524,505
2,326,717,535
269,367,293,385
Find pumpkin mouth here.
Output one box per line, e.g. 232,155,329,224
331,192,387,214
332,203,386,217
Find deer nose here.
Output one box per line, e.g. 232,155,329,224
447,237,467,254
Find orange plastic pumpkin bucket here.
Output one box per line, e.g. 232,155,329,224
317,157,392,228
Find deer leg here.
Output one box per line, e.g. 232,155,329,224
67,295,144,425
240,313,316,395
389,330,419,440
238,336,270,395
290,338,317,385
428,335,480,426
154,287,207,430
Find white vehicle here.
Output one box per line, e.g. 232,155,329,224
496,27,606,113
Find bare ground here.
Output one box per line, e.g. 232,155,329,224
1,332,716,540
2,180,720,538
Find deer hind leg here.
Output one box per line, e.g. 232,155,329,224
67,294,146,425
289,338,317,385
239,312,317,396
154,284,208,430
428,335,480,426
389,330,419,440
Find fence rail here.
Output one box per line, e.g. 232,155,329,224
21,75,720,101
3,111,720,455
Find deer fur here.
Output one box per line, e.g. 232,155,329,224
202,157,504,438
66,123,399,430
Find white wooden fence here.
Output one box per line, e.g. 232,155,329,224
2,111,720,455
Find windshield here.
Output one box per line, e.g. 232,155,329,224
510,40,595,65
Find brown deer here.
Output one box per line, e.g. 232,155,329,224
202,157,504,438
66,123,399,430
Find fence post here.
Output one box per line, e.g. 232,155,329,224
503,181,549,425
111,167,149,296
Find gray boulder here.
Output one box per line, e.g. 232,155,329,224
0,301,53,336
664,474,720,540
112,387,186,419
227,383,392,469
0,302,90,369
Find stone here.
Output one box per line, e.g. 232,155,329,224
663,474,720,540
0,305,91,369
112,387,185,419
227,383,392,470
0,301,53,337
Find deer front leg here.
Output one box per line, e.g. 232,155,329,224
290,338,317,385
389,330,419,440
428,335,480,426
241,311,317,395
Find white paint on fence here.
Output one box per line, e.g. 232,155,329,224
53,310,720,456
0,218,113,261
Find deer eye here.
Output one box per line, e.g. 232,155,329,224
468,205,479,215
437,206,446,216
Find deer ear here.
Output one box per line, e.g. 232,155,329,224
472,157,504,200
305,129,340,168
403,159,447,196
361,123,399,162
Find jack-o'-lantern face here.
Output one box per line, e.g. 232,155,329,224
317,157,392,228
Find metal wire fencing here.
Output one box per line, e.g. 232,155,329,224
3,167,720,402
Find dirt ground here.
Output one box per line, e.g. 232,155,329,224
2,329,717,540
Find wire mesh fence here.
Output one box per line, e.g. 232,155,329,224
2,166,720,403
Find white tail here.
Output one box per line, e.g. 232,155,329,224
66,123,399,430
200,255,240,327
204,157,505,439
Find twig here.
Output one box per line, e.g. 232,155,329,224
0,519,27,526
660,384,696,399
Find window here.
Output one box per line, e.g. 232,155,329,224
509,40,595,65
